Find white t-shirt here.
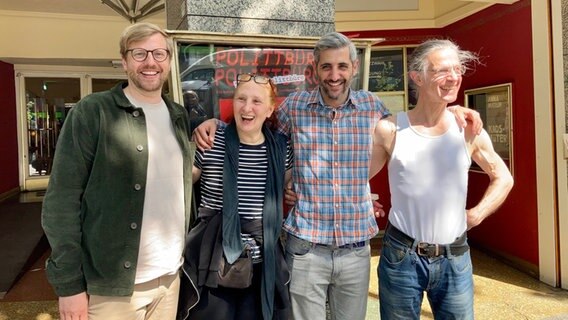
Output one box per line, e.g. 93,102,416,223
125,93,185,284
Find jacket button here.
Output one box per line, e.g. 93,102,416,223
133,111,140,117
134,184,141,190
130,222,137,230
124,261,131,269
136,145,144,152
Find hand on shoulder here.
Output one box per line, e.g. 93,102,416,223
447,105,483,135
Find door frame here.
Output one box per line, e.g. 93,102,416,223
532,0,568,288
550,0,568,290
14,64,126,191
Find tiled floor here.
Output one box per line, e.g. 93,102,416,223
1,240,568,320
366,242,568,320
0,249,58,320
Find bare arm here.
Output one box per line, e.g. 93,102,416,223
192,118,219,151
448,105,483,135
369,116,396,178
466,129,514,229
369,117,395,218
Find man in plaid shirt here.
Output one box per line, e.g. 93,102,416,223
277,32,389,320
193,32,481,320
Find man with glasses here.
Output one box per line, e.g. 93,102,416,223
371,39,513,319
42,22,195,320
193,33,482,320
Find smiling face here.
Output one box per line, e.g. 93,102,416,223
122,33,170,96
414,47,463,105
315,46,359,108
233,80,275,141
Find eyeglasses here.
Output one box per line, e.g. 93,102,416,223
428,65,466,77
237,73,273,85
126,48,170,62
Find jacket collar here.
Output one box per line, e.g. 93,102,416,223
111,81,185,119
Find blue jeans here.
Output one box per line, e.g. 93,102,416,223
378,230,474,320
285,234,371,320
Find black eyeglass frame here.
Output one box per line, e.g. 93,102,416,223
236,73,273,85
125,48,171,62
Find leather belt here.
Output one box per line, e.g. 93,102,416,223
385,224,469,258
316,240,368,250
337,241,367,249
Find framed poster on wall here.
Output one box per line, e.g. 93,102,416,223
369,49,404,92
464,83,513,174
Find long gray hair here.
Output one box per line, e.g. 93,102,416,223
408,39,479,75
408,39,479,97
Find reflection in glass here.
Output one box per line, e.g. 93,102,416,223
465,83,513,173
176,43,365,122
25,77,80,177
93,78,124,93
369,49,404,92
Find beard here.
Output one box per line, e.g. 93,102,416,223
127,68,167,93
320,79,350,102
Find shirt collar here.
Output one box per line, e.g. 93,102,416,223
310,86,360,110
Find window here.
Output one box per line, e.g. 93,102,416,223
175,42,365,122
465,83,513,174
16,69,126,190
369,48,409,114
24,77,80,177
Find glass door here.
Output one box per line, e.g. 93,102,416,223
18,72,126,191
24,77,81,188
92,78,124,93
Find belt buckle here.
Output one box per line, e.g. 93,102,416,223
417,242,439,257
336,241,365,249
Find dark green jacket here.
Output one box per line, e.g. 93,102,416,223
42,82,195,297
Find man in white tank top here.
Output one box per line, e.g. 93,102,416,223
370,39,513,319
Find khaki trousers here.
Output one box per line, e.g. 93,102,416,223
88,273,180,320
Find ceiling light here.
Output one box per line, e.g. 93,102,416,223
100,0,165,23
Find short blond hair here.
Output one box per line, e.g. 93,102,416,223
119,22,174,59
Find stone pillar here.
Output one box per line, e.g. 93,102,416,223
166,0,335,37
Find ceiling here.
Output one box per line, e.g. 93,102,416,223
0,0,519,30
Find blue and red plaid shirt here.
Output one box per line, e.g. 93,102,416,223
278,87,390,246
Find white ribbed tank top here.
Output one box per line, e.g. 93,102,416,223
387,110,471,244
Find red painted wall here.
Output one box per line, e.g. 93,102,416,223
0,61,19,195
447,0,536,265
346,0,538,266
